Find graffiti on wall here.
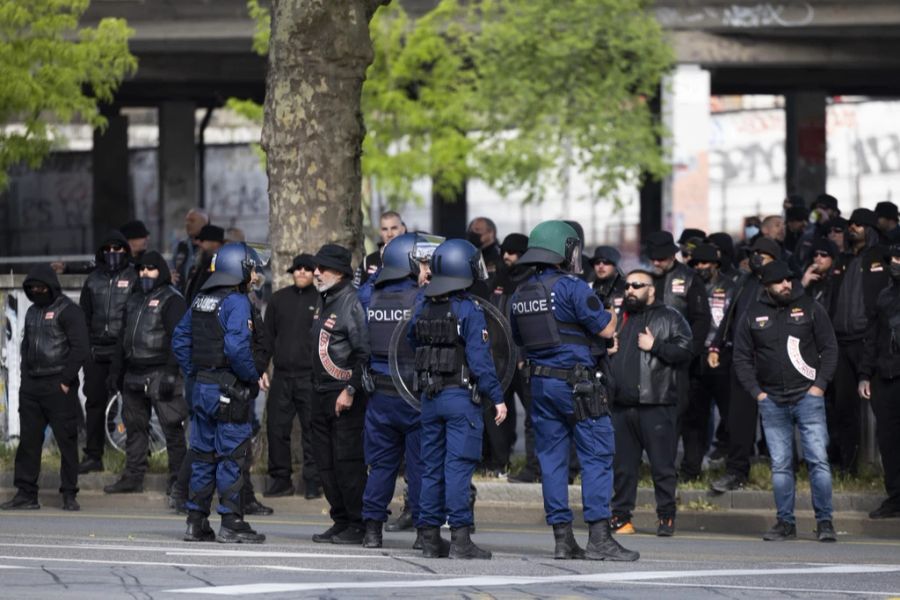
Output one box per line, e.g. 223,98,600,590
656,2,815,29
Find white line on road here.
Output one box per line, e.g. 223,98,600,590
0,542,390,560
165,564,900,595
621,580,900,596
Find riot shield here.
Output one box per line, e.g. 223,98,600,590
105,392,168,455
388,299,516,411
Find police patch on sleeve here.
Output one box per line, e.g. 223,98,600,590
586,295,602,311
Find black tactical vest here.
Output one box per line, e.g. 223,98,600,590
123,284,181,365
511,272,591,351
368,285,419,359
24,294,73,377
190,288,231,370
85,267,138,343
661,263,695,319
413,300,468,396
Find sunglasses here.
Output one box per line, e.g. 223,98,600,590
593,259,615,266
769,278,791,285
830,227,845,234
624,282,651,290
101,245,125,253
812,251,831,259
138,265,159,272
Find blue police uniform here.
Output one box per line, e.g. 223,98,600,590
172,289,259,518
358,277,425,526
510,268,614,525
409,293,504,528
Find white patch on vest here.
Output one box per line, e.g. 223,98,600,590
44,312,55,320
149,299,160,307
117,280,130,288
318,329,351,381
671,278,685,295
870,262,884,272
787,335,816,380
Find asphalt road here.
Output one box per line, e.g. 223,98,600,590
0,492,898,599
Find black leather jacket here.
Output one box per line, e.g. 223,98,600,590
860,281,900,381
610,301,693,406
311,279,370,392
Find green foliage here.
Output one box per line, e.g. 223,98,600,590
247,0,672,207
0,0,136,189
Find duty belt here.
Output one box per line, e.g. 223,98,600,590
372,373,400,396
528,363,595,385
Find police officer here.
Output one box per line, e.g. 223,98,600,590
357,233,425,548
172,243,265,543
1,265,89,511
78,230,138,474
309,244,371,545
858,244,900,519
509,220,638,562
409,239,507,560
105,251,188,497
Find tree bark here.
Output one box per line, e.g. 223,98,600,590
262,0,389,287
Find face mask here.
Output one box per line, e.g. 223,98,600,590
139,277,157,293
745,225,759,240
749,254,765,274
890,263,900,281
695,268,714,282
26,288,53,308
466,231,483,248
623,296,645,313
104,251,126,270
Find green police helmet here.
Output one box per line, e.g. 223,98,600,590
517,220,584,274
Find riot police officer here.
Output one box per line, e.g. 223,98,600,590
509,220,638,562
358,233,426,548
409,239,507,560
78,230,138,473
172,243,265,543
105,251,188,496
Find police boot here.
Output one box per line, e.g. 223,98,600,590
385,505,413,532
449,526,491,560
419,526,450,558
103,476,144,494
363,520,383,549
585,519,639,562
217,513,266,544
552,522,585,560
184,511,215,542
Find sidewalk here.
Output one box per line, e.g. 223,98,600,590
4,471,898,539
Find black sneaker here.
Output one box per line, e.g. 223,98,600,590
508,469,540,484
312,523,347,543
1,494,40,510
869,503,900,519
763,520,797,541
77,457,103,475
332,526,365,545
710,472,747,494
263,478,294,498
184,512,216,542
61,494,80,511
816,520,837,542
304,481,323,500
244,498,274,516
656,516,675,537
103,477,144,494
217,515,265,544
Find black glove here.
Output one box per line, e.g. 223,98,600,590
158,370,178,399
105,372,120,396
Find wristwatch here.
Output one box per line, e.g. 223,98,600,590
345,384,356,396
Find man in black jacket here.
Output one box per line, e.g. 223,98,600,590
78,230,138,474
309,244,371,544
802,238,840,310
609,269,693,536
2,265,89,511
184,225,225,303
591,246,626,316
105,251,188,497
733,261,838,542
262,253,322,500
828,208,889,474
858,244,900,519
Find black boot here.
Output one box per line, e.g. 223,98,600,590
184,511,215,542
412,528,424,550
585,519,639,561
385,506,413,532
217,513,266,544
103,476,144,494
363,520,383,548
552,522,585,559
449,526,491,560
419,526,450,558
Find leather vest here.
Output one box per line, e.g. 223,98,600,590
123,284,181,365
413,300,468,395
190,288,231,370
24,294,74,377
367,286,419,359
85,267,138,344
705,274,739,349
661,263,695,320
511,273,591,351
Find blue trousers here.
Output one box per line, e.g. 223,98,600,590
419,389,482,528
531,376,615,525
758,392,833,524
185,380,252,517
362,391,423,523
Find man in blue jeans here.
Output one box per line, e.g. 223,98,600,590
733,261,839,542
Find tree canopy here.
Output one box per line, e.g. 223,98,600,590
248,0,671,208
0,0,136,189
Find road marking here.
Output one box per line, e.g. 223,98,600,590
0,542,401,560
166,564,900,595
622,580,899,596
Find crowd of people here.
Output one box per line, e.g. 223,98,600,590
2,193,899,559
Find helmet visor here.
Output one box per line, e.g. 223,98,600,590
472,250,490,281
409,234,445,272
566,237,583,275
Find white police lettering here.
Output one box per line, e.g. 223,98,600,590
192,295,220,313
511,298,549,315
787,335,816,380
367,308,411,322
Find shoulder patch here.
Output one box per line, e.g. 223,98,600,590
586,295,602,311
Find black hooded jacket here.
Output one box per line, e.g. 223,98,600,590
831,226,889,341
21,264,89,391
79,230,138,351
111,251,186,374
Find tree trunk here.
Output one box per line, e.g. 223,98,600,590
262,0,389,288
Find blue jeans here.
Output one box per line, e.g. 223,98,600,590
758,392,833,524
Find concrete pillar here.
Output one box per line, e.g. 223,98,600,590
158,101,197,251
662,65,711,239
92,108,130,248
785,91,827,206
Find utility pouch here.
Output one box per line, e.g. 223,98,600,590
362,369,376,394
572,374,609,422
